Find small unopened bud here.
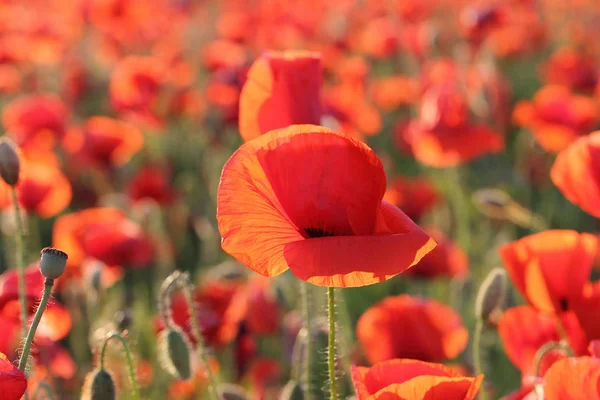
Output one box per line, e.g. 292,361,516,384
279,380,304,400
158,327,194,380
0,137,20,186
82,368,117,400
475,268,506,321
219,383,248,400
473,188,512,219
40,247,68,279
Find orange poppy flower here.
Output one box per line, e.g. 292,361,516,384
400,83,504,167
541,47,598,93
0,352,27,400
2,94,68,149
551,131,600,218
0,160,72,218
356,295,468,364
498,306,588,379
499,230,597,314
217,125,436,287
63,116,144,168
238,51,322,142
383,176,440,221
201,40,248,71
352,359,483,400
406,227,468,280
350,17,398,59
512,85,598,153
543,356,600,400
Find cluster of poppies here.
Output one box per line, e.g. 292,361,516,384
2,0,600,399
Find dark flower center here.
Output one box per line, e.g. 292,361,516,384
559,297,569,312
304,227,335,238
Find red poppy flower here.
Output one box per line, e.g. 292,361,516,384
63,116,144,168
383,176,440,221
551,131,600,218
2,94,68,149
498,306,588,379
238,51,322,142
351,17,398,59
400,83,504,167
127,165,176,205
201,40,248,71
571,281,600,341
369,75,419,112
541,47,598,93
217,125,436,288
356,295,468,364
499,230,597,314
406,227,468,280
248,358,280,400
0,352,27,400
543,356,600,400
513,85,598,153
352,359,483,400
0,160,72,218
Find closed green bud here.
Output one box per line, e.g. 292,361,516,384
0,137,20,186
475,268,507,321
279,380,304,400
82,368,117,400
158,327,194,380
219,383,248,400
40,247,68,279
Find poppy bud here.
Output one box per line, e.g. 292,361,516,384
0,137,20,186
472,188,512,219
475,268,506,321
158,327,194,380
39,247,68,279
279,380,304,400
219,384,248,400
82,368,117,400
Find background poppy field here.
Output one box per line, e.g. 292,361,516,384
1,0,600,399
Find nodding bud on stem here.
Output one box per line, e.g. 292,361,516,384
158,326,194,380
82,368,117,400
40,247,68,279
472,188,513,219
0,137,20,186
475,268,507,321
279,380,304,400
219,384,248,400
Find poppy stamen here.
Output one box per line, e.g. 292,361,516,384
559,298,569,312
304,227,336,238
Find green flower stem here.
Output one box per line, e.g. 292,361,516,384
19,278,54,372
99,332,141,400
327,287,338,400
11,188,26,340
181,274,222,400
300,281,313,400
534,341,574,377
472,319,487,400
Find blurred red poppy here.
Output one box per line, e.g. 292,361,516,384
2,94,68,149
356,295,468,364
499,230,597,314
352,358,483,400
541,47,598,93
400,83,504,167
406,227,468,280
383,176,440,221
0,351,27,400
127,165,176,205
543,356,600,400
239,51,322,142
513,85,598,153
551,131,600,218
0,160,72,218
369,75,419,112
63,116,144,168
217,125,436,287
498,306,587,379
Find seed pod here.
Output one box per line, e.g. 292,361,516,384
158,327,194,380
219,383,249,400
475,268,507,321
279,380,304,400
81,368,117,400
39,247,68,279
0,137,20,186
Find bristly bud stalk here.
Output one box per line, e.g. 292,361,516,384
0,137,20,186
475,268,507,322
158,326,195,380
40,247,68,280
99,332,141,400
81,368,117,400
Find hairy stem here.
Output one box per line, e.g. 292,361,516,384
473,319,487,400
327,287,338,400
300,281,313,400
19,278,54,372
99,332,141,400
11,188,26,340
